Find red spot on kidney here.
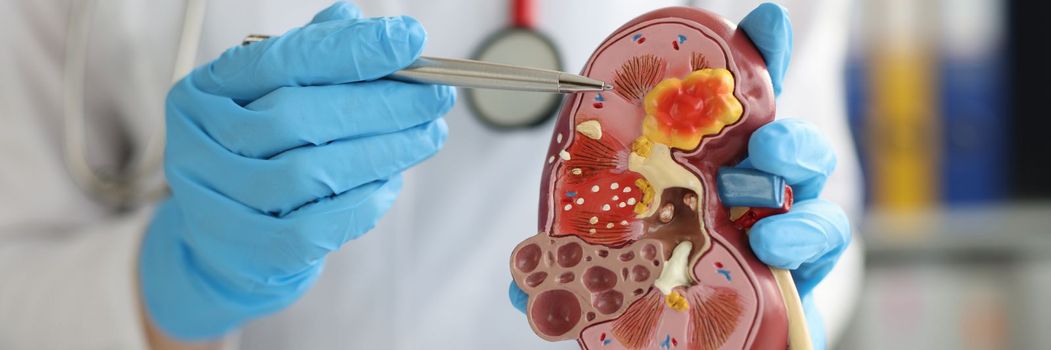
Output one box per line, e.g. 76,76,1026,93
526,272,548,288
593,290,624,315
631,265,650,282
557,242,583,268
583,266,618,293
531,289,582,337
515,244,541,273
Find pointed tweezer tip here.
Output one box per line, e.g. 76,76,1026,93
602,82,614,91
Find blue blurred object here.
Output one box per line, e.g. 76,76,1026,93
717,167,787,208
509,280,529,314
844,54,872,205
939,55,1007,203
140,3,455,340
936,0,1008,204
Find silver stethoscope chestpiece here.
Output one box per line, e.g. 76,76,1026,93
466,0,564,130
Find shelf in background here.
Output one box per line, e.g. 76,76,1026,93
840,202,1051,349
860,202,1051,262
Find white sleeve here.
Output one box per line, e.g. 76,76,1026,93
0,208,153,350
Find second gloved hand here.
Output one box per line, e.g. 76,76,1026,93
139,3,455,340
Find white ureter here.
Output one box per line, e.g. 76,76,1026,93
654,241,694,295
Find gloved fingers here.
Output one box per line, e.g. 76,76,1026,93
141,175,399,339
259,119,445,215
749,198,850,295
190,15,427,102
174,118,444,217
170,173,403,288
741,119,836,201
308,1,362,24
509,280,529,314
280,174,404,259
142,199,321,340
738,2,792,96
204,80,455,159
165,89,443,216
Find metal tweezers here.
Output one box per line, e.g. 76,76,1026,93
242,34,611,93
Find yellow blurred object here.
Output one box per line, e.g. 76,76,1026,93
868,49,939,211
865,0,940,214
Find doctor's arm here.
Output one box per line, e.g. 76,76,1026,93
137,2,454,346
0,212,157,348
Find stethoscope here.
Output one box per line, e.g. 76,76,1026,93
63,0,206,208
63,0,565,208
466,0,564,129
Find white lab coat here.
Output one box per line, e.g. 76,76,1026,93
0,0,863,349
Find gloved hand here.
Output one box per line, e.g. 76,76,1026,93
735,118,850,350
140,2,455,340
509,4,850,349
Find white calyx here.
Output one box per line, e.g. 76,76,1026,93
576,120,603,140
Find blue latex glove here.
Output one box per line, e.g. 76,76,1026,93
140,2,455,340
737,118,850,350
510,3,850,349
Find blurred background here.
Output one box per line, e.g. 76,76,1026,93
839,0,1050,348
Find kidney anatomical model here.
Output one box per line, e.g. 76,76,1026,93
510,7,807,350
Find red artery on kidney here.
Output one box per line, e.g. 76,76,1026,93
510,7,790,350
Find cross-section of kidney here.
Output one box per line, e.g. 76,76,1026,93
510,7,792,350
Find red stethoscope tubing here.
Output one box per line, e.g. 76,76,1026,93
512,0,535,28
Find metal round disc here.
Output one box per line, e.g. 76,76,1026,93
467,28,563,129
